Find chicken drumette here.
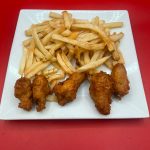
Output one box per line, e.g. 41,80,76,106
89,72,114,115
14,77,33,111
53,72,86,106
32,75,50,112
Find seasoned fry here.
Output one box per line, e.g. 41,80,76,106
77,56,110,72
52,34,105,51
73,19,89,24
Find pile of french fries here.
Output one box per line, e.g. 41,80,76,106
20,11,125,92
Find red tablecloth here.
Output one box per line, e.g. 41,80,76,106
0,0,150,150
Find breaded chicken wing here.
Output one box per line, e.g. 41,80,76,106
111,63,130,99
32,75,50,112
89,72,114,115
14,77,33,111
53,72,86,106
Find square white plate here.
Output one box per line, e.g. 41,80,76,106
0,10,149,120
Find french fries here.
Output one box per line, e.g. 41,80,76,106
20,10,125,85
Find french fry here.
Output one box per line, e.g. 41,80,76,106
110,32,124,42
34,21,49,26
48,71,65,82
77,32,99,42
50,80,58,90
43,68,58,76
49,20,65,29
46,95,58,102
103,22,123,28
49,42,64,55
34,48,45,59
19,47,28,75
91,16,99,26
112,50,120,61
84,51,90,64
49,12,63,19
41,28,64,45
68,31,79,39
61,52,76,72
105,57,113,69
62,11,72,29
72,24,116,51
25,24,50,36
61,29,72,36
56,52,73,74
25,49,34,70
23,38,32,47
77,56,110,72
24,61,43,75
73,19,89,24
52,34,105,51
26,61,50,78
89,38,101,44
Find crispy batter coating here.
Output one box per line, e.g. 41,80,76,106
89,72,114,115
32,75,50,112
111,63,130,99
14,77,33,111
53,72,86,106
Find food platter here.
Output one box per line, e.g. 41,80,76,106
0,10,149,120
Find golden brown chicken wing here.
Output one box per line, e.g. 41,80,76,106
111,63,130,99
53,72,86,106
14,77,33,111
32,75,50,112
89,72,114,115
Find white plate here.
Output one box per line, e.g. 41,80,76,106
0,10,149,120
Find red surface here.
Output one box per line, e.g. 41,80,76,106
0,0,150,150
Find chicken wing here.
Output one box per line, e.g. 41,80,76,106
111,63,130,99
53,72,86,106
89,72,114,115
14,77,33,111
32,75,50,112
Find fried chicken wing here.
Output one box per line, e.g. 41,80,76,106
53,72,86,106
89,72,114,115
32,75,50,112
111,63,130,99
14,77,33,111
